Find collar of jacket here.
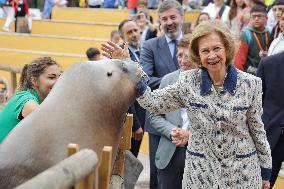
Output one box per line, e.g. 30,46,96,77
200,65,237,96
246,25,269,34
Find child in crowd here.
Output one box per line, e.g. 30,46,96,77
194,12,210,27
235,4,270,75
270,0,284,42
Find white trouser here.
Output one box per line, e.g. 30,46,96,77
2,6,15,30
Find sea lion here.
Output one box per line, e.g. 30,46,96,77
0,59,140,188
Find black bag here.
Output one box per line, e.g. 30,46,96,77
15,0,26,17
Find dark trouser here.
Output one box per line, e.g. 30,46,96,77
130,138,142,158
149,133,160,189
270,133,284,188
157,147,186,189
89,5,101,8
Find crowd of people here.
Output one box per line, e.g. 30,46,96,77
0,0,284,188
101,0,284,188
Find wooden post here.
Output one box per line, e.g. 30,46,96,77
67,143,84,189
84,172,95,189
0,64,22,94
120,114,133,150
67,143,80,156
99,146,113,189
112,114,133,177
15,17,29,33
10,72,17,93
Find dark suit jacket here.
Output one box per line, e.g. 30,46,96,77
140,35,179,90
257,51,284,150
128,49,146,132
145,28,157,41
140,35,180,134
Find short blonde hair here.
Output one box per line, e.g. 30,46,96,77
189,20,235,67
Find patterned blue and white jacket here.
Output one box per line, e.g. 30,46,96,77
137,65,272,189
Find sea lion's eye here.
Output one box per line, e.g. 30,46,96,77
107,72,112,77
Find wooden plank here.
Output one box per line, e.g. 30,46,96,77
10,72,17,93
120,114,133,150
67,144,84,189
99,146,113,189
0,33,107,54
52,7,130,23
84,172,95,189
112,148,125,177
51,7,200,23
112,114,133,177
0,49,85,70
32,20,117,39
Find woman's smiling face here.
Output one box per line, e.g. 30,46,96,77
198,32,227,74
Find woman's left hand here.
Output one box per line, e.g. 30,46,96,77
101,41,130,59
262,180,270,189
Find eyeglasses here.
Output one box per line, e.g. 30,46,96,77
251,14,267,19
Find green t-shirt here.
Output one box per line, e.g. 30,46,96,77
0,89,40,143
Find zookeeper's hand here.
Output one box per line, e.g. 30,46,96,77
101,41,130,59
262,180,270,189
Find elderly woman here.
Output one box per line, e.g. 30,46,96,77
102,20,272,189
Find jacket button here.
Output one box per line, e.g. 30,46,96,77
218,158,222,162
218,145,222,148
216,131,221,134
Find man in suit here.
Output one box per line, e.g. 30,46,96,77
257,51,284,188
118,19,146,157
149,36,196,189
140,0,184,188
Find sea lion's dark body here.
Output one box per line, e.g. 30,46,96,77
0,59,139,188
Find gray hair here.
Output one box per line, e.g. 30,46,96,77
157,0,184,16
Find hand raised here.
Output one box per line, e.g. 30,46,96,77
101,41,130,59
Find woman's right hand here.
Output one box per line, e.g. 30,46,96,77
101,41,130,60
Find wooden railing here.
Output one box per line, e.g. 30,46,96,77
0,64,22,93
14,114,133,189
15,148,99,189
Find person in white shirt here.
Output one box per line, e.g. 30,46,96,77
268,9,284,55
202,0,230,24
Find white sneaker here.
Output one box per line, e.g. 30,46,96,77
2,27,11,32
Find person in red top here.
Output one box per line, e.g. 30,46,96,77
234,3,270,75
2,0,29,32
127,0,138,14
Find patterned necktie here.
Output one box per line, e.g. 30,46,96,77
172,39,179,69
